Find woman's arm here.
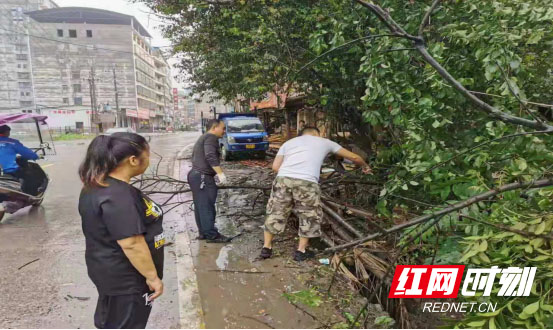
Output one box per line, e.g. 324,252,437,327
118,235,164,300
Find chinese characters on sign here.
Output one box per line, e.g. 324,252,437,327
389,265,536,298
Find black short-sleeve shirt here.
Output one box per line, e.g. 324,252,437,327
79,177,164,295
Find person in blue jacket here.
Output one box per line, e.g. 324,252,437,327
0,125,39,176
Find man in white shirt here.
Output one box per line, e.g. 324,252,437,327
260,127,371,261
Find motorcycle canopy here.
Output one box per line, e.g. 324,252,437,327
0,113,48,125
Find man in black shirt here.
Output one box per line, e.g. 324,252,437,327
188,119,231,243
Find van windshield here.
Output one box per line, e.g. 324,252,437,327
227,119,264,133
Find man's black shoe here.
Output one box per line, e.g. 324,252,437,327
195,235,206,240
293,249,315,262
206,234,232,243
259,247,273,259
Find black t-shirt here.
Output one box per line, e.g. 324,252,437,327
191,133,220,176
79,177,164,295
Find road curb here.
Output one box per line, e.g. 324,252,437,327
177,143,195,160
173,159,204,328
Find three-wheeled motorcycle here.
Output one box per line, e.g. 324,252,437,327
0,113,54,220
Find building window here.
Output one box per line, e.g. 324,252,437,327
74,97,83,105
57,29,63,37
11,7,23,22
63,98,69,104
17,72,30,79
62,85,69,92
19,101,33,106
73,84,81,93
69,29,77,38
21,91,31,96
16,54,27,60
71,71,80,79
86,30,92,38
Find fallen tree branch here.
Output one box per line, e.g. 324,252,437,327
459,214,553,240
418,0,442,37
323,199,375,219
143,184,271,194
353,0,553,131
323,177,553,253
322,202,364,238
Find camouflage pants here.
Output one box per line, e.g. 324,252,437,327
263,176,323,238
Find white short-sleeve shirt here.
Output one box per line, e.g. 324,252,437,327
276,135,342,183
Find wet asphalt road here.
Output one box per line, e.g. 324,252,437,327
0,132,200,328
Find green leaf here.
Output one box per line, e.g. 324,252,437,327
534,222,546,235
540,304,553,312
489,317,497,329
523,301,540,315
466,319,486,327
515,158,527,171
476,240,488,252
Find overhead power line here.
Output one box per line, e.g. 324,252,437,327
0,26,135,55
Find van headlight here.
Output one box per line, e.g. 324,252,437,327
263,135,268,142
227,136,236,144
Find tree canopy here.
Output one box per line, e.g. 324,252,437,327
140,0,553,327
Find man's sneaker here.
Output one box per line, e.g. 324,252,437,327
206,234,232,243
293,250,315,262
259,247,273,259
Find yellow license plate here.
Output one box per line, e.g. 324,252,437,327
246,144,255,149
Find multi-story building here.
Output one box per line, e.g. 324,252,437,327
171,88,233,127
4,6,174,131
0,0,58,112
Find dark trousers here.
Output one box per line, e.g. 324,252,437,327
188,169,219,239
7,162,45,196
94,291,153,329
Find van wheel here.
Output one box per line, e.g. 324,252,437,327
221,145,231,161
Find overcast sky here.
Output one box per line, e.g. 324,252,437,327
53,0,184,87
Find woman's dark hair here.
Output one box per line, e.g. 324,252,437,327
79,132,148,187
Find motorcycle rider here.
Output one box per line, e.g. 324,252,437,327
0,125,40,219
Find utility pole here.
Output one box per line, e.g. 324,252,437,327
113,67,120,127
88,66,97,132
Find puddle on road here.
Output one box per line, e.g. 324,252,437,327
215,244,233,270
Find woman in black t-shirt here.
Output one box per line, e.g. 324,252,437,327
78,132,165,329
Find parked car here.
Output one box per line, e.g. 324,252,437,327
104,127,136,135
218,113,269,160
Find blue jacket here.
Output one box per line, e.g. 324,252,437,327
0,136,38,173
